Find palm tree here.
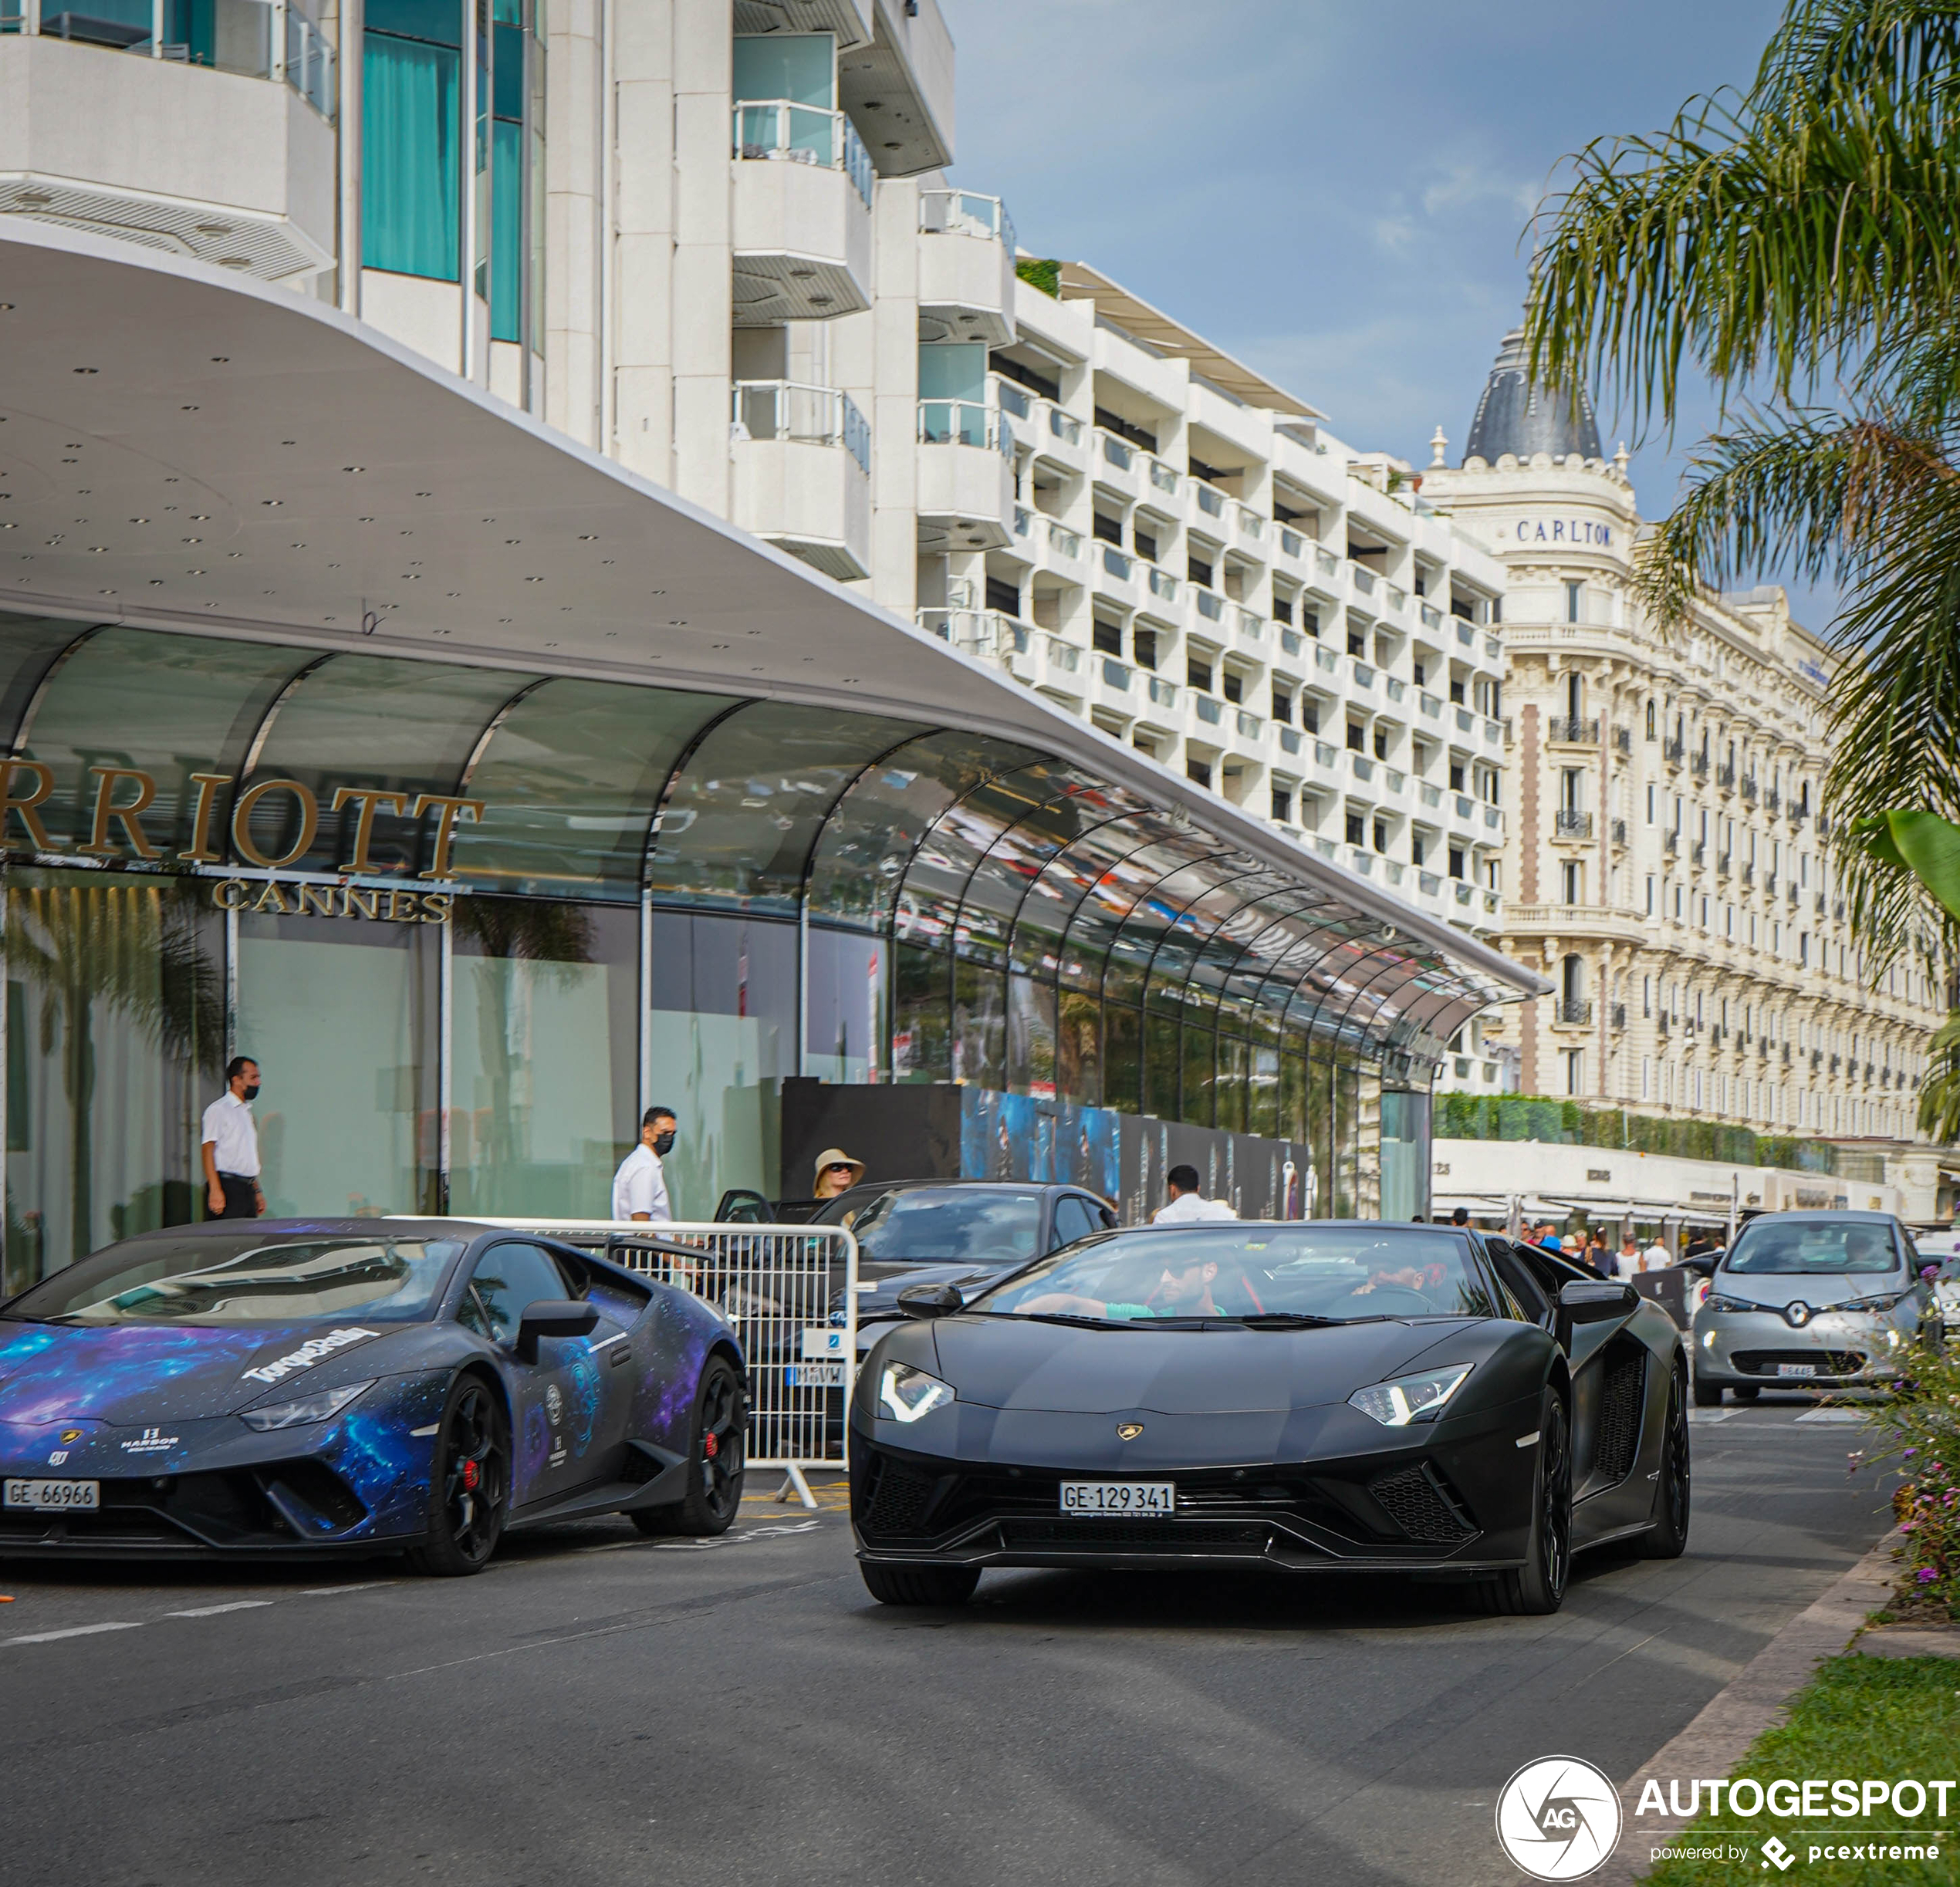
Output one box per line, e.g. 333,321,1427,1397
1524,0,1960,962
6,878,221,1274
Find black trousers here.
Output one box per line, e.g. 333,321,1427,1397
213,1172,261,1220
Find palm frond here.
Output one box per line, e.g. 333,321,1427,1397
1526,5,1960,433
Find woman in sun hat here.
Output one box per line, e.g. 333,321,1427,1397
812,1147,866,1201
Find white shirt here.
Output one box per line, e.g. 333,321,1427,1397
1152,1191,1238,1224
201,1090,260,1176
1614,1250,1642,1281
611,1143,672,1223
1642,1242,1671,1271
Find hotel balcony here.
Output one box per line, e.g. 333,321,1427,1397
0,16,336,283
916,398,1016,552
917,189,1016,346
730,381,871,581
731,101,874,325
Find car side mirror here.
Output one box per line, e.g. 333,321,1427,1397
515,1298,599,1362
1682,1254,1718,1278
1556,1278,1635,1348
897,1282,964,1320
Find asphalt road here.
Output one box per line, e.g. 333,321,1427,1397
0,1398,1898,1887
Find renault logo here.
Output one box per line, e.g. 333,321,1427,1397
1116,1422,1144,1440
1785,1301,1813,1328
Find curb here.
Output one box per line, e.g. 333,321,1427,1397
1590,1527,1901,1886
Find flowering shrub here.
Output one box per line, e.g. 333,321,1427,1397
1856,1306,1960,1615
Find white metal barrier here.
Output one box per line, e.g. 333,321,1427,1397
435,1218,858,1510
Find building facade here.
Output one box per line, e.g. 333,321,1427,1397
0,5,1542,1284
1422,331,1947,1198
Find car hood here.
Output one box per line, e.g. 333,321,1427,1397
1712,1273,1909,1309
0,1318,405,1426
923,1313,1471,1415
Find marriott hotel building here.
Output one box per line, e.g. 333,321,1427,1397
0,1,1536,1287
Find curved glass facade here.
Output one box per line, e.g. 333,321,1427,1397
0,614,1516,1288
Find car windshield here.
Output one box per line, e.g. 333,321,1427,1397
813,1188,1044,1264
1722,1221,1899,1276
3,1234,466,1325
968,1225,1491,1322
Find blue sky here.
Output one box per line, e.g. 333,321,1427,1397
938,0,1831,620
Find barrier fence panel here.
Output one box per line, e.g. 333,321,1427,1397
431,1219,858,1505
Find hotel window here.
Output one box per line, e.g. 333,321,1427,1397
1563,1048,1584,1095
1561,859,1582,903
365,0,465,281
1565,581,1583,624
1645,875,1654,915
1270,786,1293,824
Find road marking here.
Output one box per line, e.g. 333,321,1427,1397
165,1601,275,1618
4,1621,144,1646
1689,1410,1733,1424
301,1582,394,1597
1795,1409,1869,1424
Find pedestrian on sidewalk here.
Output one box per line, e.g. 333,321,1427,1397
1615,1234,1642,1280
1152,1165,1237,1224
612,1106,677,1223
202,1056,265,1220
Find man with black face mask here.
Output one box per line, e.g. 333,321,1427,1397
612,1106,678,1224
202,1055,265,1220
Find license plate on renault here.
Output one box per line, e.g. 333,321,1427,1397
1059,1481,1176,1515
1777,1362,1818,1379
3,1478,99,1511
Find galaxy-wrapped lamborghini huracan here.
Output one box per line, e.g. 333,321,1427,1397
0,1220,746,1572
850,1222,1689,1613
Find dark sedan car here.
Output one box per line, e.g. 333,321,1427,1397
815,1180,1119,1348
850,1220,1688,1615
0,1219,746,1572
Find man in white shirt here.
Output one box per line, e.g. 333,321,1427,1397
1151,1163,1238,1224
1641,1234,1673,1271
202,1055,265,1220
612,1106,678,1223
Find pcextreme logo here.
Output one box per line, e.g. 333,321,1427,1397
1496,1756,1624,1880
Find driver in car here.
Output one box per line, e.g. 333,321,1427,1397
1018,1251,1224,1321
1349,1261,1449,1299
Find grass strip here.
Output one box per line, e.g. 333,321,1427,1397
1643,1655,1960,1884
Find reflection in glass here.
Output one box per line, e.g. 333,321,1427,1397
806,927,884,1083
19,628,306,855
235,912,439,1218
647,911,796,1210
450,898,638,1218
5,873,221,1286
891,942,950,1084
460,680,733,900
651,704,921,915
245,653,528,876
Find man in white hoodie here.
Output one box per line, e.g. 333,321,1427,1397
1152,1163,1238,1224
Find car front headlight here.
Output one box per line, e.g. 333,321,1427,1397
1348,1364,1472,1428
878,1362,955,1423
239,1379,374,1432
1839,1289,1913,1315
1701,1294,1765,1315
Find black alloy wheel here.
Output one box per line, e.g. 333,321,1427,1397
860,1560,981,1607
407,1374,510,1576
1639,1359,1691,1558
631,1355,747,1536
1480,1389,1572,1615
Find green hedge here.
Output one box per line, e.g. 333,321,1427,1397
1433,1093,1840,1173
1015,257,1062,298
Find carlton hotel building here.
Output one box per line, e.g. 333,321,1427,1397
1421,335,1948,1203
0,0,1539,1284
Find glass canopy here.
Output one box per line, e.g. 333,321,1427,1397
0,612,1517,1117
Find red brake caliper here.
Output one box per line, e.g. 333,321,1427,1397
704,1433,719,1460
461,1458,481,1490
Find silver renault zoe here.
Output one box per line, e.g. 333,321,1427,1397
1691,1210,1940,1406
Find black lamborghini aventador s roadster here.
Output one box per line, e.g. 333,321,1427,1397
849,1221,1689,1614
